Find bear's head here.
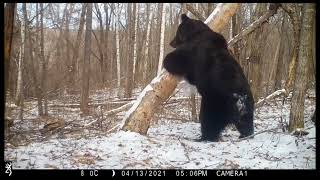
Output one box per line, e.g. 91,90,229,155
170,14,212,48
170,14,228,50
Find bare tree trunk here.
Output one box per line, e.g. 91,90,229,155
4,3,16,135
104,3,111,84
94,3,105,86
23,4,43,115
132,3,138,84
40,3,48,116
267,35,281,94
80,3,92,115
143,4,153,86
157,3,166,75
247,3,267,101
69,4,86,90
124,3,134,98
284,4,301,92
5,3,15,94
115,4,121,97
65,4,72,89
37,3,44,116
122,4,239,134
206,3,214,18
16,3,27,120
275,13,288,90
230,13,239,60
289,3,315,132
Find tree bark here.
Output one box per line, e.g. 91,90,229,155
24,3,43,115
69,4,86,90
122,71,178,134
284,4,301,92
94,3,106,86
16,3,26,120
206,3,214,18
40,3,48,116
189,88,197,121
65,4,72,89
124,3,134,98
132,4,138,84
4,3,16,94
275,12,288,90
247,3,267,101
289,3,315,132
122,3,240,134
143,4,153,86
204,3,240,33
157,3,167,75
104,3,111,84
80,3,92,115
4,3,16,135
115,4,121,97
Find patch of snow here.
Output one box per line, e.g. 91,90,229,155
5,90,316,169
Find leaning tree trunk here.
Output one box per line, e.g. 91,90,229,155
122,3,240,134
289,3,315,132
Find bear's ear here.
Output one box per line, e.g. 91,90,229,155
181,14,189,22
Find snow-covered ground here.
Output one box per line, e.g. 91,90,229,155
4,88,316,169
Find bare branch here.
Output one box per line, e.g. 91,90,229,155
84,101,134,127
255,89,286,108
228,7,278,47
28,4,50,23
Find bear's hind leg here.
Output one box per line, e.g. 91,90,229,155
235,112,254,139
199,99,228,142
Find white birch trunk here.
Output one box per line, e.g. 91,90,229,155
116,5,121,96
157,3,166,76
132,3,138,83
16,41,24,106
